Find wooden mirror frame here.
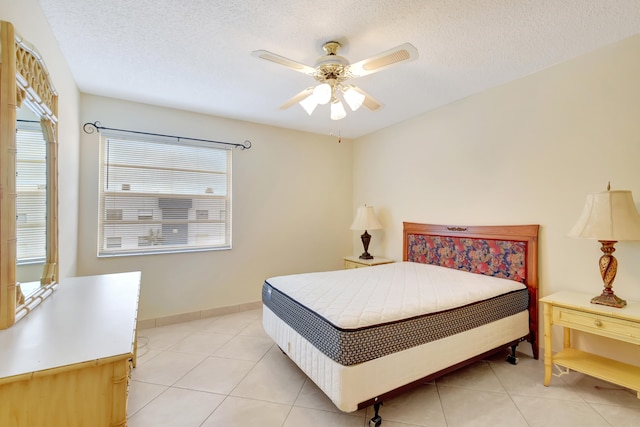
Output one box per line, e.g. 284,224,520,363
0,21,59,329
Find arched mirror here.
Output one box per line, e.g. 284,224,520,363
0,21,59,329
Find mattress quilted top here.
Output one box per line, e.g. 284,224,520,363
265,261,526,329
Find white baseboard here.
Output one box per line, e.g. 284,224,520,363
137,300,262,330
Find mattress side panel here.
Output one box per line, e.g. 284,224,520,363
262,306,529,412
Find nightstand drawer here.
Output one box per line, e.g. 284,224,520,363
345,260,363,269
552,306,640,345
343,256,394,269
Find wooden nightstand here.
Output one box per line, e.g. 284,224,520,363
540,291,640,398
344,256,394,269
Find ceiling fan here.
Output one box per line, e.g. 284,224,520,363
251,41,418,120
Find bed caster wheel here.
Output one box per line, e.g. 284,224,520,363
369,402,382,426
506,344,519,365
369,416,382,427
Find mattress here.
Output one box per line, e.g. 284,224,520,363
263,261,528,366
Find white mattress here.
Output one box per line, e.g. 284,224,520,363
266,261,526,329
263,306,529,412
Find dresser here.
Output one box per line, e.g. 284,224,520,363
344,255,394,269
540,291,640,398
0,271,141,426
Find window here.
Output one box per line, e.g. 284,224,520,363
16,121,47,264
98,132,232,256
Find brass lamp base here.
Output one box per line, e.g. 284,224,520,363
591,240,626,308
591,292,626,308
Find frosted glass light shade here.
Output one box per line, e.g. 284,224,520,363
343,87,365,111
299,95,318,115
568,190,640,241
330,100,346,120
312,83,332,105
350,206,382,231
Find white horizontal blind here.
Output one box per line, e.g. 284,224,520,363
98,132,232,256
16,121,47,264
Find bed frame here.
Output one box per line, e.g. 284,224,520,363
263,222,539,426
361,222,539,424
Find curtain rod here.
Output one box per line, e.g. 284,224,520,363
82,121,252,150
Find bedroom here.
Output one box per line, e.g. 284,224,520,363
1,0,640,425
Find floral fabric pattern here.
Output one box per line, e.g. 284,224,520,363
407,234,527,284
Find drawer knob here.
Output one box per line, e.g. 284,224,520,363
594,319,603,327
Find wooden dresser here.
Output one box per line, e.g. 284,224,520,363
0,271,141,427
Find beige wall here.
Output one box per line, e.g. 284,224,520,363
1,0,80,279
78,95,353,320
352,34,640,364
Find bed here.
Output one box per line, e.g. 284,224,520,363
262,222,539,425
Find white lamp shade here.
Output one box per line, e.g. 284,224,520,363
568,190,640,241
350,206,382,231
343,87,365,111
312,83,332,105
299,95,318,115
330,100,346,120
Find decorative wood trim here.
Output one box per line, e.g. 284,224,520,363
0,21,18,329
0,20,59,329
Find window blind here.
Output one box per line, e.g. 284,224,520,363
16,121,47,264
98,132,232,256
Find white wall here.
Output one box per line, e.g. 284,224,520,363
353,34,640,364
78,95,353,320
1,0,80,279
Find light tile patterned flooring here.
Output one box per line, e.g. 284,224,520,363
129,308,640,426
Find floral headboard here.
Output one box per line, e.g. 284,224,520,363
406,234,527,283
402,222,540,359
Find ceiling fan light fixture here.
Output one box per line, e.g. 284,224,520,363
330,99,347,120
299,95,318,115
343,86,365,111
312,83,332,105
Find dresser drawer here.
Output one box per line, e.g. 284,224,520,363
552,306,640,345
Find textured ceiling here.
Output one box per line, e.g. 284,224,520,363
37,0,640,139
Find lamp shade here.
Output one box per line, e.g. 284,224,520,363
343,87,365,111
299,95,318,115
568,189,640,241
313,83,332,105
350,206,382,231
330,100,346,121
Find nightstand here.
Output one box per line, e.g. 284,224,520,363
540,291,640,398
344,256,394,269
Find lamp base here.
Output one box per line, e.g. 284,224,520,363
359,230,374,260
591,241,626,308
591,292,627,308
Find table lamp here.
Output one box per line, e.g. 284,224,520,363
350,205,382,260
568,183,640,307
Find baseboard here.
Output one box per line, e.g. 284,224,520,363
137,300,262,330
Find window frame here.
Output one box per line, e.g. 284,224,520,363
97,131,232,257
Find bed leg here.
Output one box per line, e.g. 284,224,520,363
506,343,519,365
369,402,383,427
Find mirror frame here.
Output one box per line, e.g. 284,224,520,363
0,21,59,329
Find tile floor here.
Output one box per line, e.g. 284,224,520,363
128,308,640,426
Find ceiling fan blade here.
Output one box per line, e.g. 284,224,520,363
351,86,383,111
251,50,316,75
279,87,314,109
348,43,418,77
